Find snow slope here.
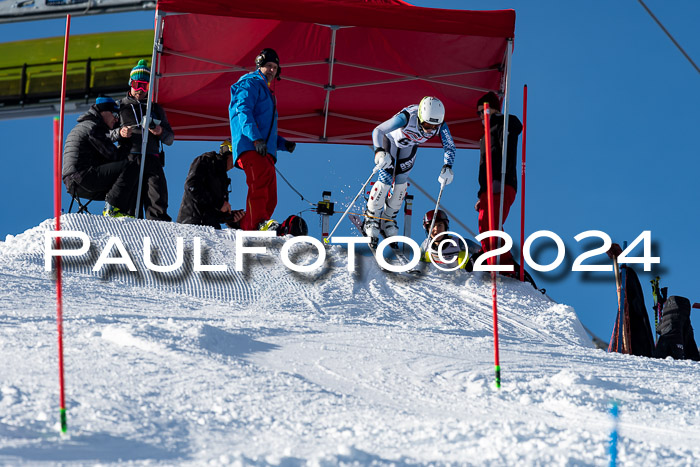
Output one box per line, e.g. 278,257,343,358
1,214,699,466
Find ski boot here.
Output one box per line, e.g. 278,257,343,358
380,182,406,239
380,213,399,238
103,202,133,218
363,209,381,248
258,219,279,232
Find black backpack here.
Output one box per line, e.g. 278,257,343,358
277,215,308,237
653,296,700,361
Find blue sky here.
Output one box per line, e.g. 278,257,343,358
0,0,698,343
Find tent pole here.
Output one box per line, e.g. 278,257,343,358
497,39,513,265
135,6,164,217
153,11,165,102
322,26,339,141
520,84,527,282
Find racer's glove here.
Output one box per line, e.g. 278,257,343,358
438,164,454,185
374,149,392,171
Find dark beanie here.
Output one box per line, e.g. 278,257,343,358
95,96,118,113
255,48,280,68
477,92,501,111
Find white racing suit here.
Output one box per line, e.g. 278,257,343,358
366,105,456,237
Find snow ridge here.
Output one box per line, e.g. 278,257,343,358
2,215,699,465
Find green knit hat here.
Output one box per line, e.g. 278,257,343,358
129,59,151,85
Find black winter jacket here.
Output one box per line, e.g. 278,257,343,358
62,106,129,181
177,151,232,228
478,113,523,197
118,94,174,156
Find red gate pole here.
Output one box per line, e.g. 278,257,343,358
520,85,527,282
483,103,501,389
54,13,71,434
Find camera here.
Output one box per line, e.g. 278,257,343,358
141,116,161,130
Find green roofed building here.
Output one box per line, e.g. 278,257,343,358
0,30,152,120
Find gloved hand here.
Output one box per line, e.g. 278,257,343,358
438,164,454,185
374,150,392,170
285,140,296,153
253,139,267,156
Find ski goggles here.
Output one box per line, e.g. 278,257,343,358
131,80,149,92
420,121,439,132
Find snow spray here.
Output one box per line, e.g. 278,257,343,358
609,401,619,467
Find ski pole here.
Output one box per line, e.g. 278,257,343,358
520,84,527,282
426,180,446,239
324,167,378,243
650,277,659,344
618,241,628,353
609,251,622,352
407,177,477,237
275,166,315,206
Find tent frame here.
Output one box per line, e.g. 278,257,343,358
138,7,515,218
146,15,504,143
135,8,165,216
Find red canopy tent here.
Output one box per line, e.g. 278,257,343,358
151,0,516,149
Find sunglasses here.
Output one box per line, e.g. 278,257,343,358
111,111,120,119
131,80,149,92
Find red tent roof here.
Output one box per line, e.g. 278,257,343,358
155,0,515,148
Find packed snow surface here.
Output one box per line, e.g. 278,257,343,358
1,214,699,465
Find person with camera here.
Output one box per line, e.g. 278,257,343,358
177,140,245,229
228,48,296,231
118,59,174,221
62,96,139,217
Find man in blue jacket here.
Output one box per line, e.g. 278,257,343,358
228,48,296,230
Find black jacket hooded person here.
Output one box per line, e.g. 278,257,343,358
478,111,523,197
117,59,174,221
177,146,243,229
62,99,138,215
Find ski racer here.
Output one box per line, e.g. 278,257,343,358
420,209,481,270
363,97,456,244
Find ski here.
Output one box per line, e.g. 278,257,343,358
348,214,421,275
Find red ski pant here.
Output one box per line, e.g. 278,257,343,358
478,184,516,266
237,151,277,230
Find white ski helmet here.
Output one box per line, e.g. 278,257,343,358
418,96,445,126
